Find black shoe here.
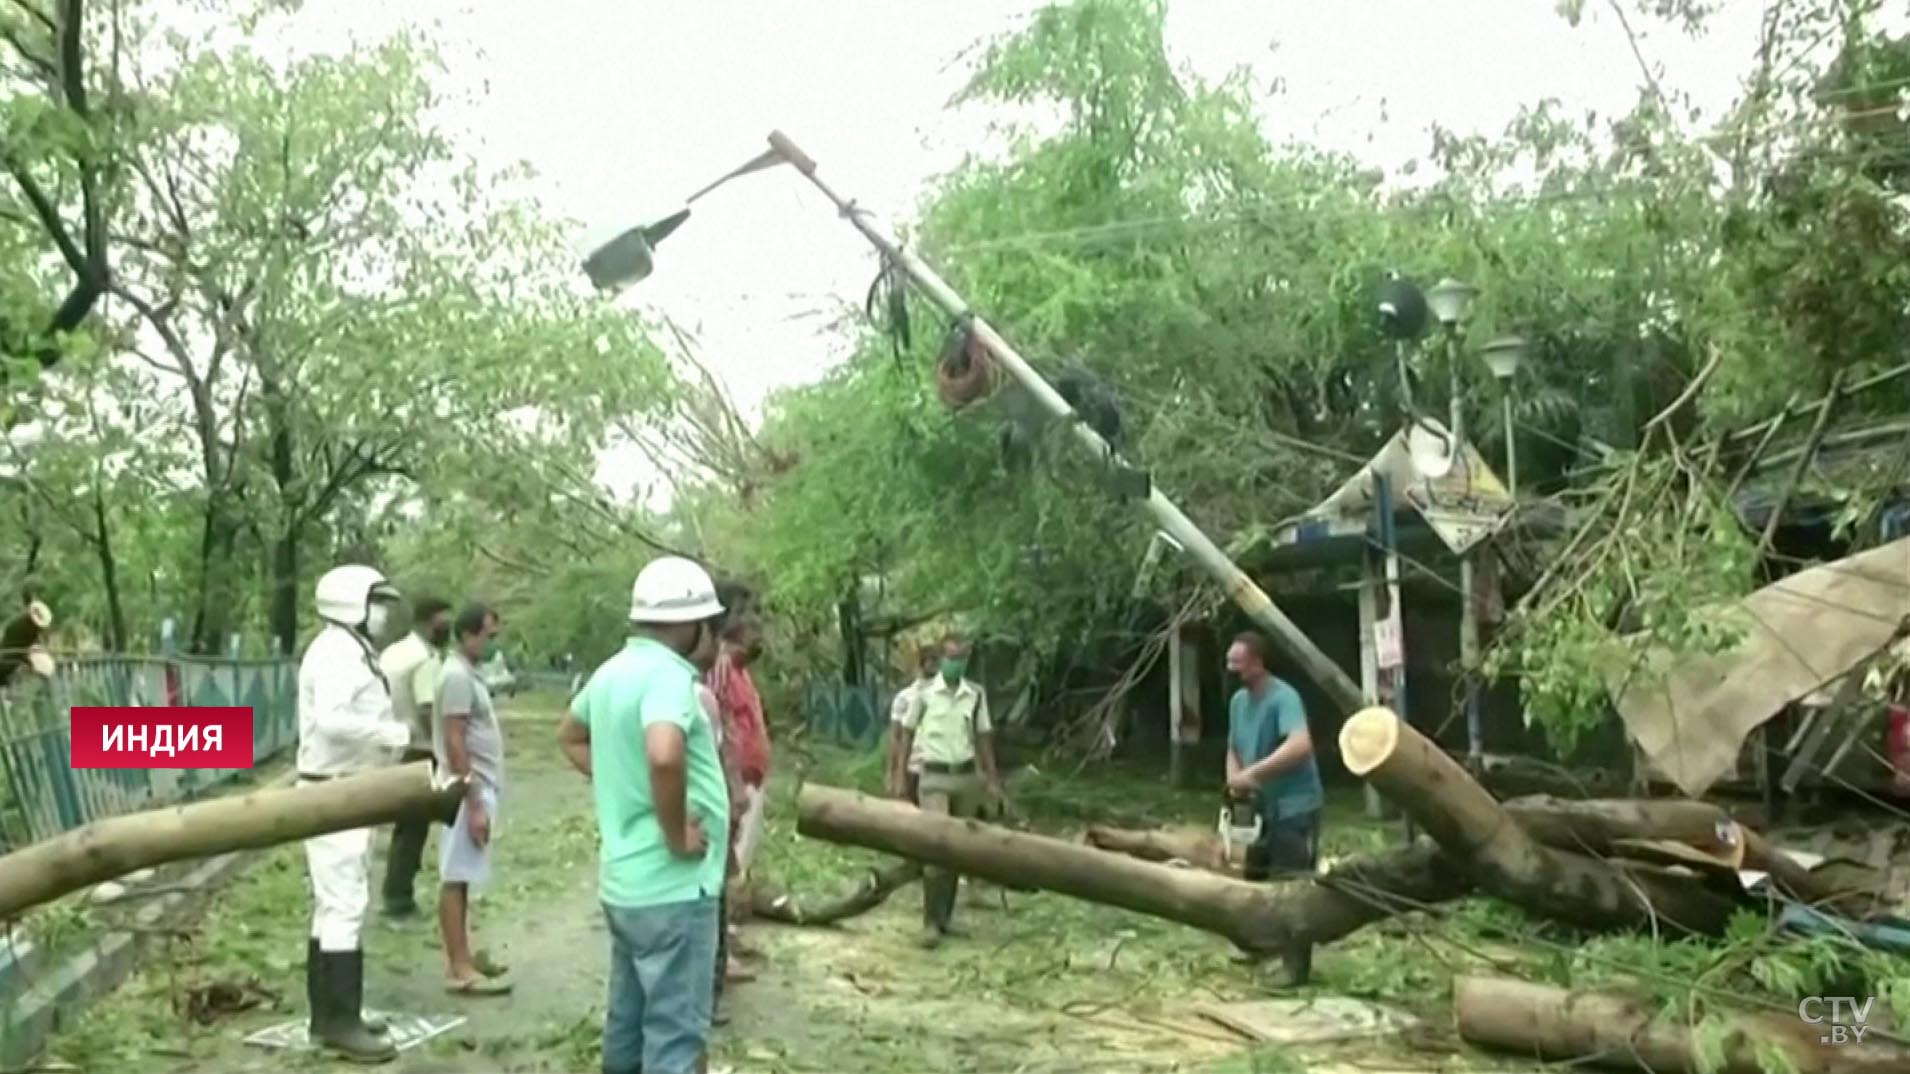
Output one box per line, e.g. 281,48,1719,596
313,950,396,1063
382,901,418,920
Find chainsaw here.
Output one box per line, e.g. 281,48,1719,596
1218,793,1263,861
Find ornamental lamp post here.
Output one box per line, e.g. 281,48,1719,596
1425,277,1485,770
1479,335,1529,500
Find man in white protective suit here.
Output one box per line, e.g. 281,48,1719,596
299,564,411,1064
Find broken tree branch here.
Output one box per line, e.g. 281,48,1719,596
1455,976,1910,1074
1340,707,1744,936
745,861,922,925
796,785,1471,954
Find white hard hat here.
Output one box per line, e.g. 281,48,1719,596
630,556,724,624
314,564,399,627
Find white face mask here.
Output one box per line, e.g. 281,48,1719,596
365,604,391,637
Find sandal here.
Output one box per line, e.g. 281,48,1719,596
445,974,514,996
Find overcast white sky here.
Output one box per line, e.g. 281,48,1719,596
254,0,1767,502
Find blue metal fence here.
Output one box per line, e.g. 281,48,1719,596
804,681,891,749
0,654,298,851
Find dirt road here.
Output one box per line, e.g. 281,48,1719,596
44,695,1506,1073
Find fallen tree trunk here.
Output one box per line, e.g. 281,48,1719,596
1083,824,1237,874
798,784,1470,953
1455,976,1910,1074
746,861,923,925
0,762,463,920
1503,796,1842,907
1341,708,1744,936
1088,798,1846,912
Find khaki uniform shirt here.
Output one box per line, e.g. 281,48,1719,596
895,676,991,768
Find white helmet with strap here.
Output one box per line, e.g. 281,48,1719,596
630,556,724,624
315,564,400,628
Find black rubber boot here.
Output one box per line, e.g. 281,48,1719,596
305,939,323,1039
1272,942,1313,988
313,950,396,1064
341,948,390,1036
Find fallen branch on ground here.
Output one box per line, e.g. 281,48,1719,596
797,784,1471,954
745,861,923,925
1455,975,1910,1074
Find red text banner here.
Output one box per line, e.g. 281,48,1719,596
69,707,255,769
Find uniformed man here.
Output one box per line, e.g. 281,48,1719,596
884,647,940,803
299,564,410,1063
378,596,451,919
889,632,1001,948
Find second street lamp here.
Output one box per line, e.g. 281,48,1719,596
1426,277,1484,771
1480,335,1529,500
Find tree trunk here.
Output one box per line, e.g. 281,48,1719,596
1504,795,1837,907
188,503,243,655
796,785,1470,953
270,526,299,658
745,861,922,925
1340,707,1744,936
91,482,127,652
1454,976,1910,1074
1084,824,1236,874
0,762,463,920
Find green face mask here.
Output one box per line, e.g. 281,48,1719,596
940,657,967,683
481,640,498,662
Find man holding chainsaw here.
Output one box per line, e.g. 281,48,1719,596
1223,630,1323,985
890,632,1001,949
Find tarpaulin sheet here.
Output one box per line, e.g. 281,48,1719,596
1612,536,1910,796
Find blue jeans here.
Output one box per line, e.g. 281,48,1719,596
601,896,720,1074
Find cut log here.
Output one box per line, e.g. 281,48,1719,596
797,784,1470,954
1083,824,1237,875
1504,795,1737,851
0,762,464,920
1340,707,1743,935
1504,795,1843,907
746,861,923,925
0,600,52,686
1455,975,1910,1074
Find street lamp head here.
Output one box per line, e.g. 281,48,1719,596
582,208,692,292
1426,277,1477,327
1375,274,1429,340
1480,335,1530,381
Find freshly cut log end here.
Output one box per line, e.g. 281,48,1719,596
1341,711,1744,936
1455,975,1910,1074
1339,706,1401,777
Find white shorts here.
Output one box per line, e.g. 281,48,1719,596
440,785,499,889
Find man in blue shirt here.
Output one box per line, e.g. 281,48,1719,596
1225,630,1324,985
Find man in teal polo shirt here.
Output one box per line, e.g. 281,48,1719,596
1223,629,1324,986
556,556,730,1074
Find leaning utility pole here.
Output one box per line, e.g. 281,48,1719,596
764,131,1362,714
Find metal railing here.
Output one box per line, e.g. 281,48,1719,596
0,654,298,851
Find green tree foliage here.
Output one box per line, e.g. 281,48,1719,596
2,9,674,656
698,0,1910,749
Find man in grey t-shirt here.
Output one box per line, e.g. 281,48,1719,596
437,603,510,995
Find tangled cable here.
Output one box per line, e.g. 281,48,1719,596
934,317,1000,410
